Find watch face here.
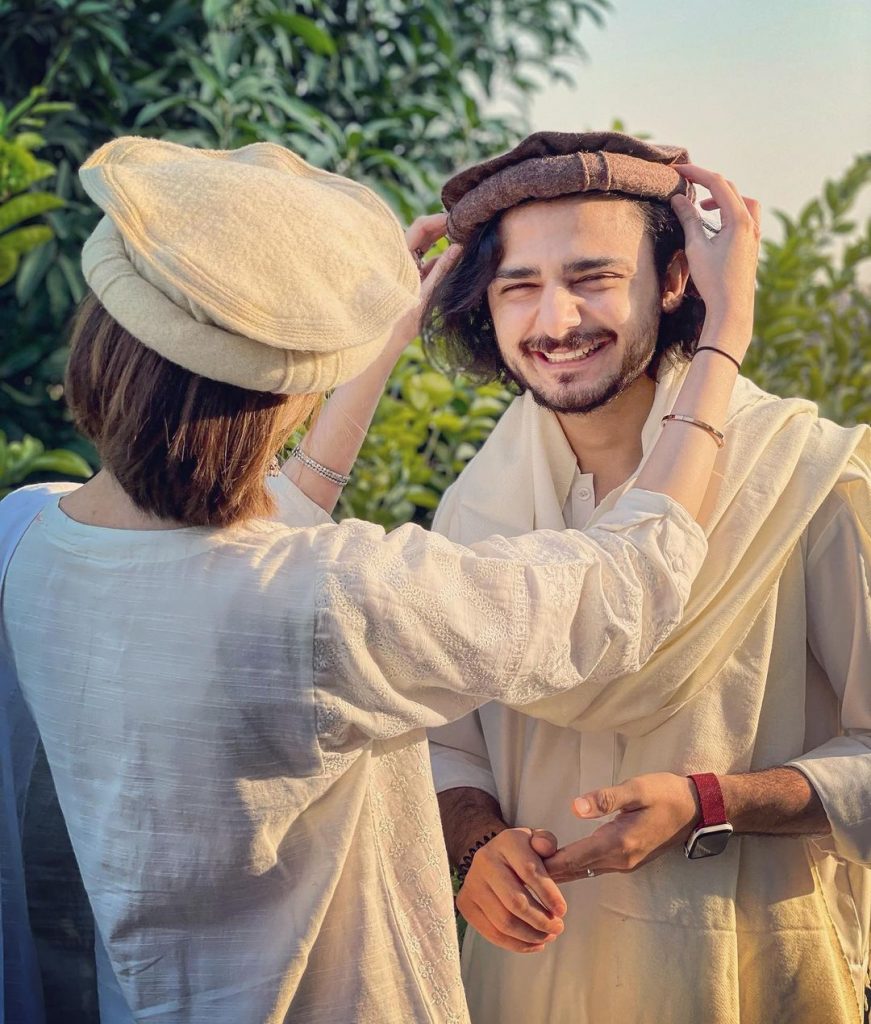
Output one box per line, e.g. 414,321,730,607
685,823,733,860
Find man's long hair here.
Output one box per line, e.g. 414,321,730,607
422,195,707,383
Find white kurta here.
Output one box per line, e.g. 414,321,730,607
428,376,871,1024
2,474,705,1023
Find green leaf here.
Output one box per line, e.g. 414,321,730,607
13,132,47,151
57,253,85,304
416,371,455,404
91,19,131,57
0,224,53,254
15,239,56,305
265,13,337,56
190,55,226,97
134,96,191,127
0,382,44,408
203,0,234,22
1,88,47,134
404,486,440,509
0,247,19,286
30,449,93,478
30,102,76,115
0,343,44,377
29,159,57,184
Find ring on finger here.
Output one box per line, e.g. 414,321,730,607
585,867,596,879
412,247,425,271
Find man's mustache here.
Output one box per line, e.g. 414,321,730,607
522,329,617,355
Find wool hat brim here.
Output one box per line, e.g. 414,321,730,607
442,131,695,243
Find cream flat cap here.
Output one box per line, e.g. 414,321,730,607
79,137,419,393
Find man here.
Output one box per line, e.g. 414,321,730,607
426,132,870,1024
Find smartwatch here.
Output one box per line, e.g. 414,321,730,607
684,773,733,859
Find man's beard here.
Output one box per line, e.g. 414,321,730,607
502,306,661,416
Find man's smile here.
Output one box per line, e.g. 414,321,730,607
528,335,618,372
529,337,614,370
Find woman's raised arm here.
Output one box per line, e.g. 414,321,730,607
283,215,459,514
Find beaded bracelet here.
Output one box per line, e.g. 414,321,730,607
290,446,351,487
456,831,500,885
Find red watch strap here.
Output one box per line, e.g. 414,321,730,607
688,773,728,827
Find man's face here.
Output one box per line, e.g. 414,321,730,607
486,195,663,414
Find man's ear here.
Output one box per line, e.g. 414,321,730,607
661,251,690,313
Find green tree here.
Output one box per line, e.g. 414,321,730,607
0,83,90,490
746,153,870,426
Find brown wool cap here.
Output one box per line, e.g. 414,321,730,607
442,131,695,243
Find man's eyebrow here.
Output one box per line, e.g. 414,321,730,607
493,257,630,281
563,257,630,274
492,265,540,281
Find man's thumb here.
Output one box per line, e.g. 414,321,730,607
573,783,631,819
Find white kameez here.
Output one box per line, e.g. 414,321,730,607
2,474,704,1023
429,373,871,1024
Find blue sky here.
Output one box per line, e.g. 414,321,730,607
497,0,870,239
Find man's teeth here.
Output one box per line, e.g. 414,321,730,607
541,341,606,363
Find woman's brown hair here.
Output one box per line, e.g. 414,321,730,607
65,292,321,527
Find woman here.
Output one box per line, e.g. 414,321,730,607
1,137,759,1023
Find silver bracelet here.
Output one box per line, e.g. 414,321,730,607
290,446,351,487
661,413,725,449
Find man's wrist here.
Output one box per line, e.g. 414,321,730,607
716,767,830,836
454,817,509,870
437,787,508,867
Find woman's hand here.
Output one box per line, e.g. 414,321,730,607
671,165,761,361
383,213,461,358
544,773,699,883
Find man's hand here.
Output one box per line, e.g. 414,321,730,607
545,773,699,883
671,164,761,348
456,827,568,953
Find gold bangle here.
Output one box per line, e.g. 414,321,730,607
661,414,725,449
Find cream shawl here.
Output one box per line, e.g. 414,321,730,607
434,367,871,1023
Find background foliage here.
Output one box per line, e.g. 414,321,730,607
0,0,609,492
0,0,868,524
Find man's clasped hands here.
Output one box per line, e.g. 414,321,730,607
456,772,700,953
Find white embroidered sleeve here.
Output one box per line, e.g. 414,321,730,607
788,480,871,864
313,488,706,751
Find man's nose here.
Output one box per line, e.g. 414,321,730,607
535,285,582,339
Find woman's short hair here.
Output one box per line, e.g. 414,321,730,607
65,292,320,527
422,194,707,383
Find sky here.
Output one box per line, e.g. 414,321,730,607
494,0,870,240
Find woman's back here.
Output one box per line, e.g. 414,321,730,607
6,478,467,1022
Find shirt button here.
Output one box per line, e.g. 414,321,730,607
578,487,592,501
